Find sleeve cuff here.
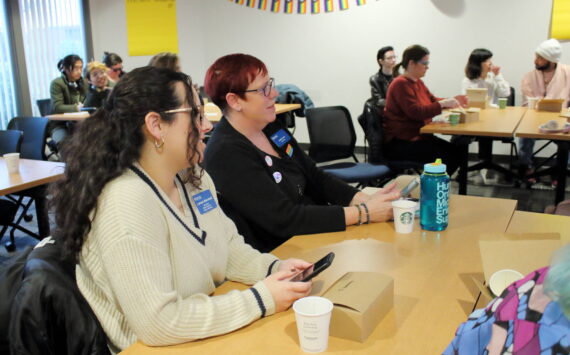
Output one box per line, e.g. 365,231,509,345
251,281,276,317
266,258,281,276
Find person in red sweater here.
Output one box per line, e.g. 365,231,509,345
384,45,466,174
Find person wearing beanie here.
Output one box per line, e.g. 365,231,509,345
519,39,570,180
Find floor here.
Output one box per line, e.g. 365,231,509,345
1,161,567,264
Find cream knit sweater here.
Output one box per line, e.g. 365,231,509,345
76,165,279,352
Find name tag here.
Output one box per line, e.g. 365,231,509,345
192,190,218,214
270,129,292,148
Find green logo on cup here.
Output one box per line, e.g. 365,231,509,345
400,212,413,225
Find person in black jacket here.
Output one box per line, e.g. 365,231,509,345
369,46,398,111
203,54,401,252
84,61,111,110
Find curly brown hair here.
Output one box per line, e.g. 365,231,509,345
50,66,202,261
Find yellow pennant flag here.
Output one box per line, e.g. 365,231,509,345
551,0,570,39
126,0,179,56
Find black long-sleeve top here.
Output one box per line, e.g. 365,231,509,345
203,117,359,252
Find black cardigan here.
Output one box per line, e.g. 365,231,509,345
204,117,358,252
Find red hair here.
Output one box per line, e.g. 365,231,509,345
204,54,268,111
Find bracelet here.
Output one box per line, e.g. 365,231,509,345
356,205,362,226
360,203,370,224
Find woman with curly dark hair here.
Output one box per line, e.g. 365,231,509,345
50,66,311,353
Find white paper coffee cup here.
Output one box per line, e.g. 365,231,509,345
527,97,539,110
392,199,418,234
293,296,333,353
4,153,20,174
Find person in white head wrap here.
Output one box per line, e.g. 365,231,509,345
519,39,570,174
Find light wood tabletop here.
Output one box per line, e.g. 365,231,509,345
420,106,527,137
205,103,302,123
506,210,570,243
514,109,570,140
0,158,65,195
122,195,517,355
46,111,90,121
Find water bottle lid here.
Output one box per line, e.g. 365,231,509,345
424,158,447,173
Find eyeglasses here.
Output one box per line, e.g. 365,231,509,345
163,106,204,122
110,66,123,73
241,78,275,97
417,60,430,66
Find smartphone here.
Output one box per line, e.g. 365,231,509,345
400,178,420,198
290,252,335,282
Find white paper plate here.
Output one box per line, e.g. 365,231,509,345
489,269,524,296
539,122,570,133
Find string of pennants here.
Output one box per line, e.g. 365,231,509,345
229,0,367,14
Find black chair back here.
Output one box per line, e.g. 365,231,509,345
7,117,49,160
0,130,23,155
36,99,52,116
305,106,356,163
507,87,515,106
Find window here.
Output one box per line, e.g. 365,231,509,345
19,0,87,116
0,1,17,129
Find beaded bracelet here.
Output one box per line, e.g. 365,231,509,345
356,204,362,226
360,203,370,224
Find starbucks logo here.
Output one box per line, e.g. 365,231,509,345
400,212,413,225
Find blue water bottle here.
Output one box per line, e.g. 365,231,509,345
420,159,450,231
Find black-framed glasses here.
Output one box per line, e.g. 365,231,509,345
241,78,275,97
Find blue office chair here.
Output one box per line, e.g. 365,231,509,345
305,106,391,186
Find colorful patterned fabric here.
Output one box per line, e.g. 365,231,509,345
444,267,570,354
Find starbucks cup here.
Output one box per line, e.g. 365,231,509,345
293,296,333,353
498,98,507,109
392,199,418,234
4,153,20,174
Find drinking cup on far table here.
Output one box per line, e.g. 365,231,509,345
498,98,507,109
527,97,539,110
392,199,418,234
293,296,333,353
448,113,460,126
3,153,20,174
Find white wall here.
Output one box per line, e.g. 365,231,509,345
89,0,567,156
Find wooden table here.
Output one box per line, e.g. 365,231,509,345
46,112,90,121
515,109,570,203
0,158,65,238
122,195,517,355
205,103,302,123
421,107,527,195
506,210,570,243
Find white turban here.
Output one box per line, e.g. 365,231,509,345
535,38,562,63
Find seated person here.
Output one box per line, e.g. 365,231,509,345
461,48,510,106
50,66,311,352
49,54,88,144
148,52,181,72
383,44,465,175
369,45,398,111
83,61,111,110
519,39,570,182
203,54,401,253
444,245,570,354
102,52,125,86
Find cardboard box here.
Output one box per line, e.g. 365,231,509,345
466,88,488,109
450,108,480,123
537,99,564,112
323,271,393,342
474,233,562,304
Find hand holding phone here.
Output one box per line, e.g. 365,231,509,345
290,252,335,282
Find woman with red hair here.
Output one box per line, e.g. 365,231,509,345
204,54,400,253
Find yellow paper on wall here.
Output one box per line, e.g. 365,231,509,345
551,0,570,39
126,0,179,56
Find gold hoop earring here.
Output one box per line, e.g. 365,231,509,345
153,136,165,151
